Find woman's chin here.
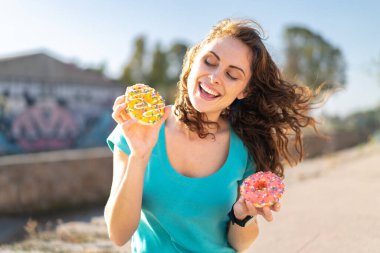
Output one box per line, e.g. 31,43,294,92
190,98,208,112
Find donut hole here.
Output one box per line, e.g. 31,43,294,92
255,179,268,191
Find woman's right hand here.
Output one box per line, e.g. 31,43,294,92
111,95,170,158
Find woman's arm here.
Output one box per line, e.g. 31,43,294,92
227,195,280,252
104,147,150,246
103,95,170,246
227,217,259,252
227,197,260,252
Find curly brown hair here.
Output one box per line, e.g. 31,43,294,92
173,19,321,177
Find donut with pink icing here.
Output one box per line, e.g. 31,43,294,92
240,171,285,208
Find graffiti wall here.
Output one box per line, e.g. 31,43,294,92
0,81,123,155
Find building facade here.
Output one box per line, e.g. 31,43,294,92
0,51,123,155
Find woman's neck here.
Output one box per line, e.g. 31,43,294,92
171,109,228,140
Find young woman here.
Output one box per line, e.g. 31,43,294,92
104,19,319,252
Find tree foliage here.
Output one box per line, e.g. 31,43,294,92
283,27,346,89
120,36,147,85
147,42,169,87
167,42,188,83
119,36,188,90
326,105,380,136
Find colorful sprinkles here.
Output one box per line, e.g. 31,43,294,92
125,83,165,125
240,171,285,208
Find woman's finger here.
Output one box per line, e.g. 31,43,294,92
112,103,128,123
155,105,172,127
163,105,172,121
270,202,281,212
245,200,258,216
112,95,126,111
112,110,124,124
113,102,126,113
120,108,130,121
262,206,273,222
111,105,123,123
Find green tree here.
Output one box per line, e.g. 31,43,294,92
167,42,188,83
147,42,169,88
120,36,147,85
283,27,346,89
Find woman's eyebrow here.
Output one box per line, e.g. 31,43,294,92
209,51,246,77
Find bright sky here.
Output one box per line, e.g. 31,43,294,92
1,0,379,116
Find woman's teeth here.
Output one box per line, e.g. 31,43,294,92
200,83,220,97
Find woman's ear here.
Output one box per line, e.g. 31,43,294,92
236,90,247,100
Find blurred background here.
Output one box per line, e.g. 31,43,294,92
0,1,379,252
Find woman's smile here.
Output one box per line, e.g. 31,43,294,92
198,82,221,101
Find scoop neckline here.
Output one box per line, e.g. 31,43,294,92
158,121,234,183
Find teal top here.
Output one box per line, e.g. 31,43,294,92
106,121,256,253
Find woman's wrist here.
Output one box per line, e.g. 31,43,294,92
129,151,152,164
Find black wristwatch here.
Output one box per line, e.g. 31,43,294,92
228,205,256,227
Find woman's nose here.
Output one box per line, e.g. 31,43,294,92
209,69,222,85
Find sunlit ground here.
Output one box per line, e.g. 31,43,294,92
1,140,379,253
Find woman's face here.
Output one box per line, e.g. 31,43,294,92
187,36,252,119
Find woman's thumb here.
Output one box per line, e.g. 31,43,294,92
163,105,172,120
159,105,172,124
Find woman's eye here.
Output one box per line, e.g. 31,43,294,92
227,72,238,80
204,58,216,66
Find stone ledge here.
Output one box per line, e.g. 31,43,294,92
0,147,113,215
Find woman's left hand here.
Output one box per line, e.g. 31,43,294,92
233,196,281,222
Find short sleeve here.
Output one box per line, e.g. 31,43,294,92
106,125,131,155
238,154,256,186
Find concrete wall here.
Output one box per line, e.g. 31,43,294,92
0,128,370,215
303,128,371,158
0,147,112,215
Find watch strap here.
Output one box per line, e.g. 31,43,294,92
228,205,256,227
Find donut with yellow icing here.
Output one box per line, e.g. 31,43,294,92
240,171,285,208
125,83,165,125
